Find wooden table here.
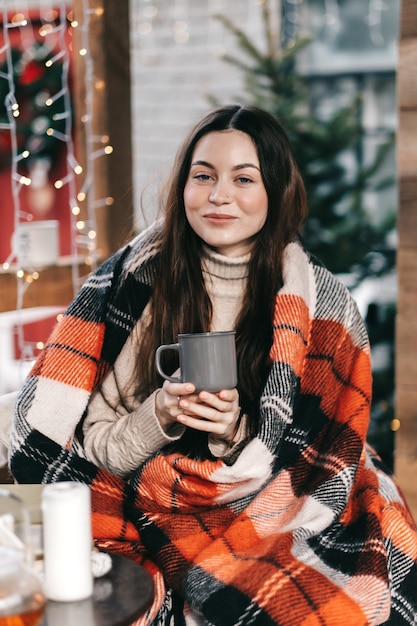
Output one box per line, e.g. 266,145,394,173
40,552,154,626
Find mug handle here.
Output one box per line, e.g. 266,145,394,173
155,344,182,383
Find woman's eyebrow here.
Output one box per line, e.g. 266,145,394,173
190,160,260,172
232,163,260,172
190,160,214,169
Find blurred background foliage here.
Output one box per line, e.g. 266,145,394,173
211,2,397,469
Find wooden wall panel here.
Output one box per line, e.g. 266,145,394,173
397,40,417,109
400,1,417,38
395,0,417,521
395,385,417,516
396,316,417,384
397,249,417,317
397,178,417,245
397,111,417,177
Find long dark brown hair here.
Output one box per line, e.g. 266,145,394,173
134,104,307,456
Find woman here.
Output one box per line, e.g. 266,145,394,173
81,104,306,476
9,105,417,625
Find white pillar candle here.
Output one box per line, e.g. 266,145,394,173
41,482,93,602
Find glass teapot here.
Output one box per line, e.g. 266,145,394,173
0,488,45,626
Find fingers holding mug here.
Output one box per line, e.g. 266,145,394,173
176,387,241,443
155,376,196,431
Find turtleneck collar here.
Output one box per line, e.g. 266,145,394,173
201,245,250,281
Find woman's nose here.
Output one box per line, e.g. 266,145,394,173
208,182,232,205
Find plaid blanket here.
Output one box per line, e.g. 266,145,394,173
9,223,417,625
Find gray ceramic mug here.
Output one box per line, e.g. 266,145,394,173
155,331,237,393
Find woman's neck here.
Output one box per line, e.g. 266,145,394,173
201,245,250,332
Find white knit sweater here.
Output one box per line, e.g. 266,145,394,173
82,246,249,478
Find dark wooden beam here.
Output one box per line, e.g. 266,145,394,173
72,0,133,259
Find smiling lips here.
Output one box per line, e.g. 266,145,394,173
204,213,236,224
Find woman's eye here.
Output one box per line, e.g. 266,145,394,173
194,173,212,181
237,176,253,184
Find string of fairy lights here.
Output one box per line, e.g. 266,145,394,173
74,0,114,288
0,0,112,366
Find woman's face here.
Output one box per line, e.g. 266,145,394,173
183,130,268,257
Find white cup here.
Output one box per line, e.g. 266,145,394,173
12,220,59,268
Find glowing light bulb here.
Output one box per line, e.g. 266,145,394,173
11,13,25,24
39,24,53,37
11,13,27,26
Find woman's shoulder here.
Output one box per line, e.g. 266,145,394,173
304,247,369,345
287,241,366,334
283,240,350,298
292,241,352,298
74,220,163,306
115,219,164,282
125,219,163,261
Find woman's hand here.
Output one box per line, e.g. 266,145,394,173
177,388,240,444
155,374,240,443
154,373,195,432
